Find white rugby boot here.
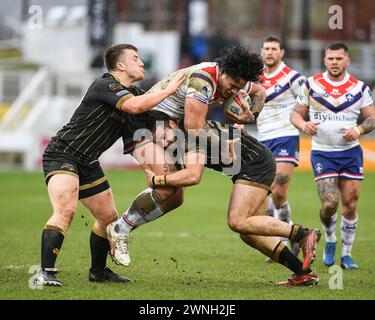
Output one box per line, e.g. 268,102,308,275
106,222,131,267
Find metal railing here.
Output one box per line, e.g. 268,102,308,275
0,67,51,130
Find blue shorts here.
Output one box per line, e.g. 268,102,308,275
311,145,364,181
261,136,299,166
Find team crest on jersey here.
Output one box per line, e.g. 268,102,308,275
274,85,282,93
315,163,323,174
202,85,209,93
109,83,123,91
346,93,354,102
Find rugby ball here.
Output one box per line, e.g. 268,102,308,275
223,89,251,116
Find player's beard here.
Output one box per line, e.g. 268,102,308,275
265,58,280,69
327,67,345,79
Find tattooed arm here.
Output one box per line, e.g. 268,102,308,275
248,82,266,116
343,104,375,141
290,102,319,135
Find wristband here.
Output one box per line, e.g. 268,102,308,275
151,175,156,188
153,175,167,187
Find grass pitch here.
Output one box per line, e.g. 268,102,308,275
0,169,375,300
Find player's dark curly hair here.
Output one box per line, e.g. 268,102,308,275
215,46,264,83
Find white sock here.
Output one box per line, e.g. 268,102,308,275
273,202,291,223
266,197,274,217
322,212,337,243
115,188,164,235
341,215,358,257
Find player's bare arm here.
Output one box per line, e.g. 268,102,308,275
146,151,206,188
342,104,375,141
120,70,186,114
184,97,209,130
248,82,266,116
290,102,319,135
359,105,375,134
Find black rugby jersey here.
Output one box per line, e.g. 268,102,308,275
184,120,267,170
46,73,144,162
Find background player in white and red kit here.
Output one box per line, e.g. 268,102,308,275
291,42,375,269
255,36,306,256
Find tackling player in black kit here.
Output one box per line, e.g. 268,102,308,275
35,44,185,286
145,119,321,286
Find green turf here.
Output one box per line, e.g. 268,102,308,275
0,169,374,300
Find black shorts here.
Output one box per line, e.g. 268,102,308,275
43,148,110,200
231,135,276,193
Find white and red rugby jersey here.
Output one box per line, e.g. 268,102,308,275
256,62,305,141
149,62,221,120
297,71,373,151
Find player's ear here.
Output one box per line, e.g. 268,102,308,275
116,61,126,71
168,120,178,129
280,48,285,58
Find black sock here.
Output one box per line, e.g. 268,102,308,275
41,226,65,271
272,241,311,275
90,231,110,273
289,224,309,243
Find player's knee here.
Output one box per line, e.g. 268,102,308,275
96,208,118,225
342,202,357,217
239,233,256,247
227,215,245,233
321,200,338,215
274,173,290,186
104,210,118,224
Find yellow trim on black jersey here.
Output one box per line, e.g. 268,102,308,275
234,179,272,192
116,94,134,110
45,170,79,182
79,176,108,191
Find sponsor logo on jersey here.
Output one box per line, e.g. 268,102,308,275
312,92,330,98
330,88,340,96
315,162,323,174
